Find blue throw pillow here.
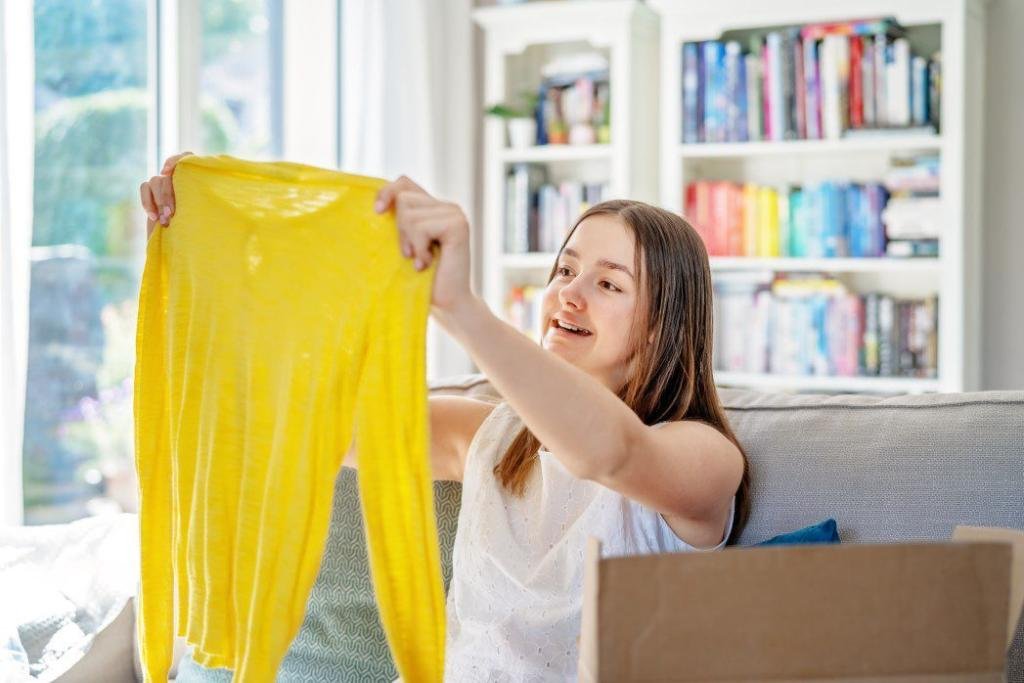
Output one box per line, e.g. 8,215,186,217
757,518,840,546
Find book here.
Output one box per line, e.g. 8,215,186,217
682,42,700,143
800,17,906,41
873,34,888,126
885,238,939,258
862,35,876,127
745,51,763,141
929,53,942,132
849,36,864,128
803,37,821,139
725,41,745,142
911,55,929,126
794,34,807,139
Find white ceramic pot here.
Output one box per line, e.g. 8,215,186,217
507,117,537,148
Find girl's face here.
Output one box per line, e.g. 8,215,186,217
540,214,641,390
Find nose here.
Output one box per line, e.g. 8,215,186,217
558,275,586,311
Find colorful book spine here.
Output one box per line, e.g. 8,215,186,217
803,37,821,139
767,32,785,141
762,38,772,140
703,41,725,143
725,41,745,142
794,35,807,139
849,36,864,128
873,34,888,126
680,16,940,144
713,279,937,378
862,35,876,127
911,55,928,126
887,38,911,126
745,50,763,141
682,43,700,143
800,17,904,41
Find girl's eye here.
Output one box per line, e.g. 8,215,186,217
600,281,621,292
557,266,572,277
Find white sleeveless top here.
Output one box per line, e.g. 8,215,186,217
444,402,736,682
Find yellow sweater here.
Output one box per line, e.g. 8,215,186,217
133,155,445,682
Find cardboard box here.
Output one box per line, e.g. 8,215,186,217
579,526,1024,682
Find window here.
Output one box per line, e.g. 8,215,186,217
200,0,284,158
22,0,288,524
23,0,151,524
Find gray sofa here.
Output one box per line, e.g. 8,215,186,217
65,374,1024,681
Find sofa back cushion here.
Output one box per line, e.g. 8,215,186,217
718,387,1024,678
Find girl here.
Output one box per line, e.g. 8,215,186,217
140,155,749,681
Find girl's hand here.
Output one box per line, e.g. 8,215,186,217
140,151,192,238
374,176,474,317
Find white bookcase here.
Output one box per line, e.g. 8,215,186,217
653,0,985,393
473,0,986,393
473,0,658,340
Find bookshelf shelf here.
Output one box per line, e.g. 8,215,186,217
710,257,941,273
715,372,941,394
677,134,943,159
499,144,614,164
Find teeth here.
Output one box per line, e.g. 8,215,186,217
557,320,589,334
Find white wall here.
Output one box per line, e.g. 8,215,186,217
982,0,1024,390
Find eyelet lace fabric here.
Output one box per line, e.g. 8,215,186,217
444,402,734,682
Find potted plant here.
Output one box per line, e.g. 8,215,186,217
486,90,539,148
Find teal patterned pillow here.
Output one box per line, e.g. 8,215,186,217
175,468,462,682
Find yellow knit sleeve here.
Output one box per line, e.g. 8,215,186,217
355,261,446,683
134,224,175,683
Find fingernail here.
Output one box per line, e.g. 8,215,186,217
402,243,412,258
414,259,423,271
160,206,171,220
147,211,158,222
374,199,385,213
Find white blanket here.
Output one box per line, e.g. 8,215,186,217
0,513,139,681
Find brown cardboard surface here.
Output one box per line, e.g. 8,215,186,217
953,525,1024,649
580,541,1012,682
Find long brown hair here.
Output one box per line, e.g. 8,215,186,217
493,199,750,544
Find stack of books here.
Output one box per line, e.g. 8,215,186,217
682,17,941,143
714,273,938,378
882,153,941,257
535,53,611,146
505,163,608,253
685,179,888,258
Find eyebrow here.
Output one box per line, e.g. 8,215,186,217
561,248,635,280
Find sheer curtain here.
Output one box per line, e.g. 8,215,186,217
341,0,476,380
0,0,34,526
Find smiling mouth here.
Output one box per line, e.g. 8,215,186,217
550,319,592,336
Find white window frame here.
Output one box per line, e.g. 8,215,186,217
1,0,36,527
1,0,343,526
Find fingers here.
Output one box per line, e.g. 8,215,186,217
161,151,193,176
151,176,176,225
139,182,159,223
374,175,426,214
399,205,458,271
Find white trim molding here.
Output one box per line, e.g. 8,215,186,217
0,0,35,526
